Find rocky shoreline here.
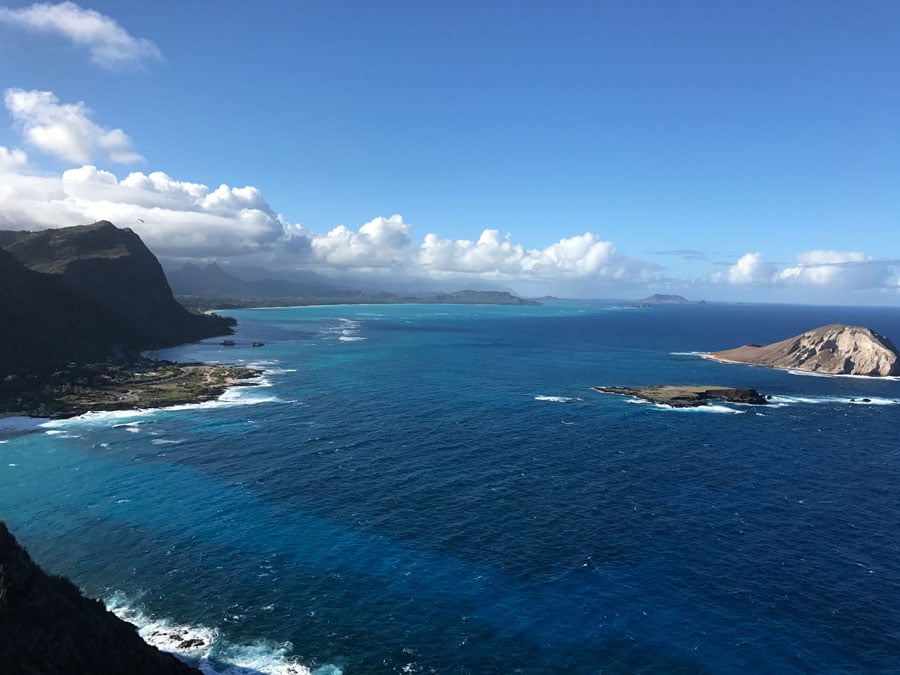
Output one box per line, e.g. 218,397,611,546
595,385,768,408
0,359,260,419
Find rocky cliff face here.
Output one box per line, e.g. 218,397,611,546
0,521,200,675
709,324,900,376
0,221,233,373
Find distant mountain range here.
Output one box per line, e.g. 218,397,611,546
0,222,232,374
166,262,540,308
166,261,347,299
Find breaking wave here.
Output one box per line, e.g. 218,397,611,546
534,395,582,403
106,593,341,675
768,395,899,407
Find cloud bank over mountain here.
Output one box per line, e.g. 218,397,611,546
0,86,897,300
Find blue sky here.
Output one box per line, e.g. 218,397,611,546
0,1,898,303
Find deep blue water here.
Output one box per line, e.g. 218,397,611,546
3,301,900,674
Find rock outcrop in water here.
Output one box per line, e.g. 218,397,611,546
0,521,200,674
594,385,768,408
708,324,900,376
0,221,233,374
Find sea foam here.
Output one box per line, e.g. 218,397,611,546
534,395,581,403
768,395,899,407
787,370,900,381
106,593,341,675
40,381,281,430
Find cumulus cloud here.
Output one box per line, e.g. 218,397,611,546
776,250,894,290
312,216,412,268
0,147,664,287
4,89,143,164
0,1,161,70
0,157,306,257
714,251,776,285
711,249,898,292
0,146,28,172
419,230,654,280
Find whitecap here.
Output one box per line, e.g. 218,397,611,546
338,336,366,342
105,593,340,675
625,398,745,413
150,438,185,445
787,370,900,381
768,395,899,406
534,395,580,403
253,368,296,375
654,403,747,414
40,384,281,430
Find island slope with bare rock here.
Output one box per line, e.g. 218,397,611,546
707,324,900,376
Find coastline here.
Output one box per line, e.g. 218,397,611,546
0,361,261,421
699,352,900,380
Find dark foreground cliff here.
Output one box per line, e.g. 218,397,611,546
0,221,233,375
0,521,200,675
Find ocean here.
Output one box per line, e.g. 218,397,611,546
2,301,900,674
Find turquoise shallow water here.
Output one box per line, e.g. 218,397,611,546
3,301,900,673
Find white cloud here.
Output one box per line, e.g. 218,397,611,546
0,146,28,172
712,249,898,293
0,1,161,70
4,89,143,164
311,215,412,268
419,229,653,280
714,251,775,285
776,250,893,290
0,150,664,288
0,158,306,257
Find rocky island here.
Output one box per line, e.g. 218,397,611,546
0,521,200,674
706,324,900,376
629,294,704,308
594,385,768,408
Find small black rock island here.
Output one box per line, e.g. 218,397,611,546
594,385,768,408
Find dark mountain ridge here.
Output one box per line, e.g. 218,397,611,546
0,221,232,374
168,261,345,299
167,261,540,307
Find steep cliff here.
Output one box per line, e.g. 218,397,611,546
708,324,900,376
0,521,200,675
0,222,233,373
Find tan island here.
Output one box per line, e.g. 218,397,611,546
705,324,900,376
